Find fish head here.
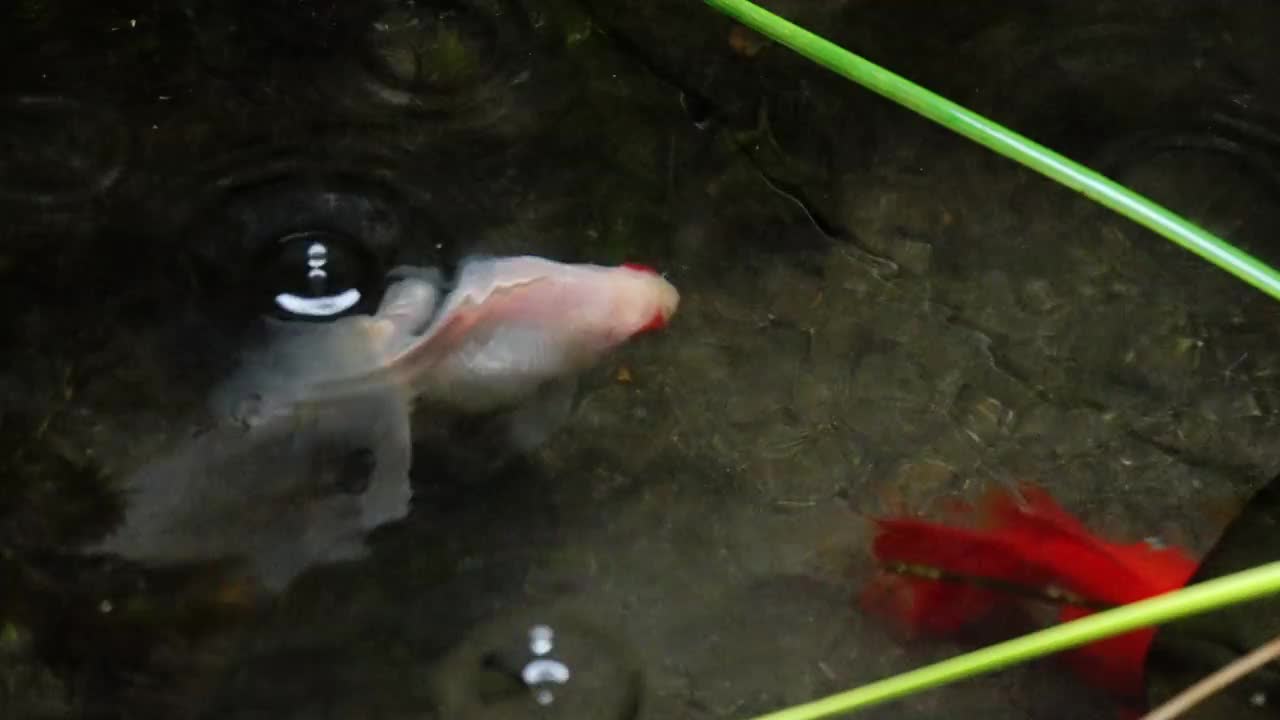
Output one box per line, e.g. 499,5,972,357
600,262,681,344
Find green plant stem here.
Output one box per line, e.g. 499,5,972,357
702,0,1280,303
694,2,1280,717
745,561,1280,720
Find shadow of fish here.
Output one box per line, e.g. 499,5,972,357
87,392,413,592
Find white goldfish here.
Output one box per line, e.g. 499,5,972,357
91,255,680,591
305,255,681,414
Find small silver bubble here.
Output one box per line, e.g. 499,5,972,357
521,657,571,706
529,624,554,655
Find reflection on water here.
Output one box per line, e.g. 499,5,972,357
263,231,380,320
4,0,1280,718
428,610,642,719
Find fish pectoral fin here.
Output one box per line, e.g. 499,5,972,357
386,264,445,286
380,266,446,337
495,376,581,453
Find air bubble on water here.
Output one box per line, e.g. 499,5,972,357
519,625,571,706
264,231,378,320
428,610,642,719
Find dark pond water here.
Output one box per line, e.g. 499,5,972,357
5,1,1280,718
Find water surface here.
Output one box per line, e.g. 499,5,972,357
4,1,1280,718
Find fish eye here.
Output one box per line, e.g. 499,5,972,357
258,230,383,322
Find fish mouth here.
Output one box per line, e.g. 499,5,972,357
634,277,680,335
657,277,681,321
617,262,681,335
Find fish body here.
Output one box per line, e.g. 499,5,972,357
308,255,680,414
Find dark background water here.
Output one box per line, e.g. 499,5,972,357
4,0,1280,718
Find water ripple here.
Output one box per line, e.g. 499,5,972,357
172,143,459,325
351,0,575,135
0,95,130,207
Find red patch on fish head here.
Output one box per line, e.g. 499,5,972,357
622,262,658,274
633,310,668,335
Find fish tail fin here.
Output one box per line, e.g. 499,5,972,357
860,483,1198,703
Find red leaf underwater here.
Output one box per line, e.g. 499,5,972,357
860,483,1198,704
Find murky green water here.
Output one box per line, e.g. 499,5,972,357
4,1,1280,718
